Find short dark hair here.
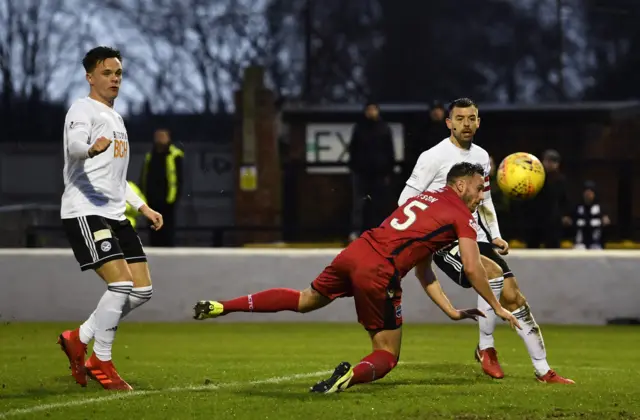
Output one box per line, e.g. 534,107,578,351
543,149,561,163
82,46,122,73
430,100,445,110
446,162,484,185
448,97,477,115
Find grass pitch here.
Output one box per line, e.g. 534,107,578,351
1,322,639,419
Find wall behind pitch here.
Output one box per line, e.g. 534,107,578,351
1,249,639,325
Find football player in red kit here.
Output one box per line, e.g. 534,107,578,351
193,162,520,393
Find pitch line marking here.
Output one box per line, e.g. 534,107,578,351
0,360,625,418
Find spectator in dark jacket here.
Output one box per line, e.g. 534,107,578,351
425,100,450,146
140,128,184,247
524,149,569,248
405,100,449,175
348,102,396,241
564,180,611,249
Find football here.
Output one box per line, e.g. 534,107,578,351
496,152,546,200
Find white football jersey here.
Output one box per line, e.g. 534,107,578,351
406,137,493,242
61,97,130,221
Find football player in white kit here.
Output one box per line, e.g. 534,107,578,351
400,98,573,384
57,46,164,390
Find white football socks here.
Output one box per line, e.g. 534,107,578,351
121,286,153,318
478,276,504,351
92,281,133,361
78,286,153,345
512,304,550,376
79,310,97,345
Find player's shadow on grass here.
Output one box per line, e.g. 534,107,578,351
0,375,103,400
231,363,491,400
1,385,86,400
410,362,533,383
407,362,482,376
231,380,471,401
0,376,146,400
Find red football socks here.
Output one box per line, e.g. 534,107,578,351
349,350,398,387
220,288,301,314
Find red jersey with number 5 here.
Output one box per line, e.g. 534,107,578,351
361,186,478,277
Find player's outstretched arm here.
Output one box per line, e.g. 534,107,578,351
125,182,146,211
415,257,484,321
478,171,509,254
458,238,521,329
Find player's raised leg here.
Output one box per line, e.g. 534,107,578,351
500,275,574,384
194,261,349,319
194,286,330,319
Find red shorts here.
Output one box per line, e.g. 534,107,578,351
311,238,403,331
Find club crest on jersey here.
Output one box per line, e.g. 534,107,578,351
100,241,112,252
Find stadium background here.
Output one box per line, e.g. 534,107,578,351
1,0,640,249
2,1,640,419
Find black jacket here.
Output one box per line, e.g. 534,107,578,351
529,171,569,225
348,118,395,177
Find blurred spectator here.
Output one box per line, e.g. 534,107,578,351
348,101,395,241
425,100,449,146
404,100,449,191
564,181,611,249
140,128,184,247
523,149,569,248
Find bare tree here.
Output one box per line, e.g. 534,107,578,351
0,0,93,104
104,0,271,113
0,0,96,138
264,0,383,103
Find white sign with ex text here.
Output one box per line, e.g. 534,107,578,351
305,123,404,174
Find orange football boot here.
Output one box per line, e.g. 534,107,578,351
85,353,133,391
57,329,87,386
475,346,505,379
536,369,575,384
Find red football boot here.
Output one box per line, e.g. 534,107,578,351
475,346,505,379
57,329,87,386
536,369,575,384
85,353,133,391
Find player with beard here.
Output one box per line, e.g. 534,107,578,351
194,163,521,393
398,98,574,384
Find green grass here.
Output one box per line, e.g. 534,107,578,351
1,322,639,419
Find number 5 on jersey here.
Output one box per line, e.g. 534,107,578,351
113,139,128,158
390,201,429,231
